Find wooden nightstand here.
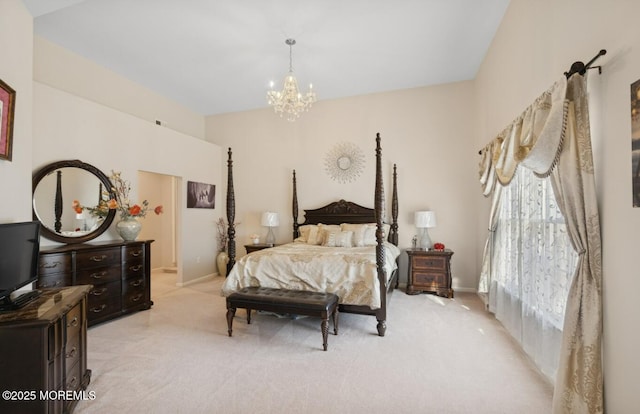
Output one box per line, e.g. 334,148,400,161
244,244,277,254
405,248,454,298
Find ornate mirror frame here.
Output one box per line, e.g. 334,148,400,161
32,160,116,243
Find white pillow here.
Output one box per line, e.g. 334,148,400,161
317,224,341,245
362,223,391,246
340,223,373,247
322,230,354,248
295,224,316,243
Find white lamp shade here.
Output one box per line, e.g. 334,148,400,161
414,211,436,228
261,212,280,227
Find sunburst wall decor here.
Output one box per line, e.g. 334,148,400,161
324,142,365,183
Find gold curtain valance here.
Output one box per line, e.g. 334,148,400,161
479,77,569,196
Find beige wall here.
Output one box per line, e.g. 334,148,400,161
206,82,479,291
32,82,222,284
474,0,640,411
0,0,33,223
34,36,206,140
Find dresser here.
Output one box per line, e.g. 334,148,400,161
0,286,91,414
38,240,153,326
405,248,454,298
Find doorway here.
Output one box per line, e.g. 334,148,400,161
138,171,181,283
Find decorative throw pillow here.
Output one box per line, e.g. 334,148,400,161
295,224,316,243
340,223,371,247
322,230,354,248
317,224,341,245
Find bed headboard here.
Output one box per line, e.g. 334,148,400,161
300,200,376,226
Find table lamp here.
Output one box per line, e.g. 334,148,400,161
414,211,436,250
261,211,280,246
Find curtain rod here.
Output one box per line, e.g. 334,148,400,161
477,49,607,155
564,49,607,79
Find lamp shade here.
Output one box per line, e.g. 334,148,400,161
414,211,436,228
261,212,280,227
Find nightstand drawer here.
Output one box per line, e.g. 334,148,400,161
412,256,446,270
414,272,446,288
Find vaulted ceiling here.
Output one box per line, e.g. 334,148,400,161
24,0,510,116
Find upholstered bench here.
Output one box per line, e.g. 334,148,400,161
226,287,339,351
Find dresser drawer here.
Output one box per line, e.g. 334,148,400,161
39,253,72,277
76,266,121,285
124,244,145,262
87,281,122,321
122,276,146,309
65,336,81,381
38,272,72,289
411,256,446,271
65,359,81,392
123,258,145,279
76,248,120,269
65,302,83,341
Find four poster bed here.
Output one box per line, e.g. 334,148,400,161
221,133,399,336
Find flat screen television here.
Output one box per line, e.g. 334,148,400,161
0,221,42,311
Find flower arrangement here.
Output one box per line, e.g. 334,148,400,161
216,218,228,253
108,171,163,219
72,171,163,220
72,198,115,218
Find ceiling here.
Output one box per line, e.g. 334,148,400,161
23,0,510,117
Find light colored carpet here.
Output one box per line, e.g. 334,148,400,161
75,271,552,414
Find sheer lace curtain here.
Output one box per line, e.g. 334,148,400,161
489,167,577,380
478,75,603,413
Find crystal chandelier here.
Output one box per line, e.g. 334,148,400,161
267,39,316,122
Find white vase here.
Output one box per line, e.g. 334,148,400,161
217,251,229,277
116,216,142,241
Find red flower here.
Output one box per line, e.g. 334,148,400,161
128,204,142,216
154,205,163,215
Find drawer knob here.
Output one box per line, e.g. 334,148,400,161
91,287,108,296
66,346,77,359
129,265,143,272
68,316,79,327
42,261,62,269
130,250,142,257
131,294,143,302
90,254,108,262
90,304,107,313
68,376,78,388
90,270,107,279
130,279,143,287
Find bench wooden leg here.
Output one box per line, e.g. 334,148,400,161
332,309,339,335
246,308,252,324
321,318,329,351
226,307,236,337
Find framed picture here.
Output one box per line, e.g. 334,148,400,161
187,181,215,209
0,78,16,161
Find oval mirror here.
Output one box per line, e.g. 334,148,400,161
32,160,116,243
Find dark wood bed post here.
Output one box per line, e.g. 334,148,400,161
390,164,399,246
292,170,299,239
374,133,387,337
226,148,236,275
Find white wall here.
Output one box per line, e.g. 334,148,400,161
206,82,479,291
474,0,640,411
32,82,222,284
0,0,33,223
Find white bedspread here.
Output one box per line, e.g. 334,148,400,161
221,242,400,309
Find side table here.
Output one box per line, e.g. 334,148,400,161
405,248,454,298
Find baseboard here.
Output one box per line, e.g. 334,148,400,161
176,273,216,287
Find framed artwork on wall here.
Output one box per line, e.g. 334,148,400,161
0,78,16,162
187,181,215,209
